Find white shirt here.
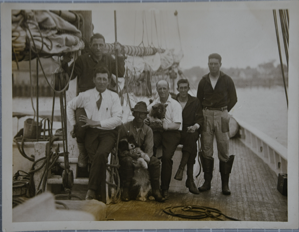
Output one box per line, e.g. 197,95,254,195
148,94,182,131
67,88,122,130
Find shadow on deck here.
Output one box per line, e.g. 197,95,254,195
104,138,287,221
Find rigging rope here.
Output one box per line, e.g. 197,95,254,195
25,19,77,94
175,10,183,52
153,11,160,48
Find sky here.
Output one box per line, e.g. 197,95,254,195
92,8,286,70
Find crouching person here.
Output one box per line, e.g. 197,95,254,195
67,66,122,202
118,102,165,202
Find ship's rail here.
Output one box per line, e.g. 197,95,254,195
234,116,287,176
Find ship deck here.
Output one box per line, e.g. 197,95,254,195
70,138,287,221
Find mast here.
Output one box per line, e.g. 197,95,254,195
114,11,119,94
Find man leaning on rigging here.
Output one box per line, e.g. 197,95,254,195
196,53,237,195
62,33,125,168
67,66,122,202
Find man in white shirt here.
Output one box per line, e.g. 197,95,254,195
67,66,122,202
146,80,182,199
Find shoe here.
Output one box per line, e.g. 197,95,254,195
121,188,130,202
77,143,88,168
174,168,184,181
152,189,165,202
162,190,169,200
198,173,212,192
85,189,96,200
186,178,200,195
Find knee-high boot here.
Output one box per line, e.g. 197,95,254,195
119,157,134,201
149,158,165,202
174,153,189,181
198,153,214,192
219,155,235,195
185,163,199,194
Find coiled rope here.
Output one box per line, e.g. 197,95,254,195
163,205,240,221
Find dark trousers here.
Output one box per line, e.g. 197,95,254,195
119,156,161,192
85,127,117,193
153,130,181,191
180,130,199,166
74,108,87,143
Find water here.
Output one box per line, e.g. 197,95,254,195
231,86,288,148
12,87,288,148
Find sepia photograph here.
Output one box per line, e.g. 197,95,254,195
2,1,299,231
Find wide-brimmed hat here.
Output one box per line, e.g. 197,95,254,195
131,101,149,114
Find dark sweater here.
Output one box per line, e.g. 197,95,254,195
174,94,204,132
197,71,237,112
63,53,125,93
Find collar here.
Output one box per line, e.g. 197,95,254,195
123,121,146,135
175,93,196,107
157,94,172,104
132,120,145,131
204,71,225,82
89,53,106,63
93,87,108,96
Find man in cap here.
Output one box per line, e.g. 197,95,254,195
196,53,237,195
146,80,182,200
67,66,122,202
118,101,165,202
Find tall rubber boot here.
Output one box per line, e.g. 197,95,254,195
149,158,165,202
185,163,199,194
198,154,214,192
219,155,235,195
77,143,88,168
174,153,189,181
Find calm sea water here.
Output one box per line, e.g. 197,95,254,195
12,86,288,148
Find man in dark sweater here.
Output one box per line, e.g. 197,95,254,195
173,79,203,195
196,53,237,195
63,33,125,168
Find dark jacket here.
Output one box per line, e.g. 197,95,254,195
174,94,204,132
197,71,237,112
63,53,125,93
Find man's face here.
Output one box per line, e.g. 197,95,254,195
157,81,169,99
90,38,105,58
177,83,189,98
208,58,221,75
93,73,109,92
133,111,147,123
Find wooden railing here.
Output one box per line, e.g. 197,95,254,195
234,116,287,176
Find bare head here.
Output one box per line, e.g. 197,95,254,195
90,33,106,59
93,66,110,93
156,80,170,101
208,53,222,76
177,79,190,98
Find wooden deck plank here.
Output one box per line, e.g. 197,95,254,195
67,138,287,221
